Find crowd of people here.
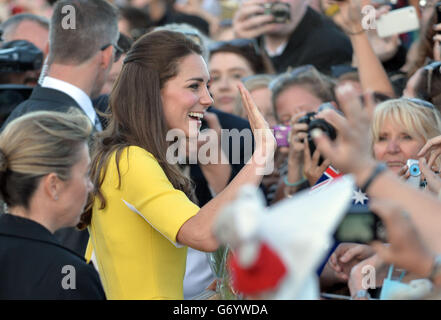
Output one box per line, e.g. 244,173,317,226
0,0,441,300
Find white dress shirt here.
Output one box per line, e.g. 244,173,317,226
41,76,102,131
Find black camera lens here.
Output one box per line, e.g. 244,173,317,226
307,119,337,166
297,112,316,126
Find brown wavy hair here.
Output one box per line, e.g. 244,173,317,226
78,30,201,229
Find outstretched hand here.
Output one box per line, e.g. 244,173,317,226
312,84,376,179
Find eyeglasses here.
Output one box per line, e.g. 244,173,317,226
208,38,261,56
100,42,124,63
424,61,441,99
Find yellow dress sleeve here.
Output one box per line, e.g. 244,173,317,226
115,146,199,246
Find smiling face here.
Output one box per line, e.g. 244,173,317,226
373,118,426,174
161,53,213,139
209,52,255,114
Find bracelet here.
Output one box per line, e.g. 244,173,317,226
283,175,307,187
360,163,387,194
344,27,365,36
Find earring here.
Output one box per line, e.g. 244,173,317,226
54,195,59,201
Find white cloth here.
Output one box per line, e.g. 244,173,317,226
41,76,102,131
183,247,216,299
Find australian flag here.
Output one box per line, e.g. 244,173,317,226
310,166,370,207
311,166,370,276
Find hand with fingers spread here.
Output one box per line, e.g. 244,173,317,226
370,199,436,278
312,85,377,182
232,0,276,39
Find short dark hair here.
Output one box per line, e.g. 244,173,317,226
49,0,119,65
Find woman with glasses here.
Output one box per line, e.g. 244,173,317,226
208,39,274,114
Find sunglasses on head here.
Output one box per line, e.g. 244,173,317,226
208,38,261,56
100,42,124,63
268,64,319,92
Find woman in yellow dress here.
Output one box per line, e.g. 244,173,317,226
79,30,276,299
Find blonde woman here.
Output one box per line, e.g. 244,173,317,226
0,110,105,299
371,98,441,180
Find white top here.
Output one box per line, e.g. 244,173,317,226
183,247,215,300
264,38,288,58
41,76,102,131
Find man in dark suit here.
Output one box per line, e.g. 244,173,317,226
1,0,120,257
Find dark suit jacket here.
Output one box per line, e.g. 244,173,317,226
1,85,97,257
0,214,105,299
2,86,87,130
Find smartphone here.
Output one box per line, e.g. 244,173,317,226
376,6,419,38
334,206,387,244
273,125,290,147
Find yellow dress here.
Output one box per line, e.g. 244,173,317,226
88,146,199,299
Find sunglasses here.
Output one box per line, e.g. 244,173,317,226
208,38,261,56
268,64,318,92
100,42,124,63
405,97,436,109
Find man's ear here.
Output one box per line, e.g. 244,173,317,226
101,45,113,70
42,173,62,201
44,41,50,58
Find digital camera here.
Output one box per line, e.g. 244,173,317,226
406,159,421,188
297,111,337,166
273,124,291,147
262,2,291,24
